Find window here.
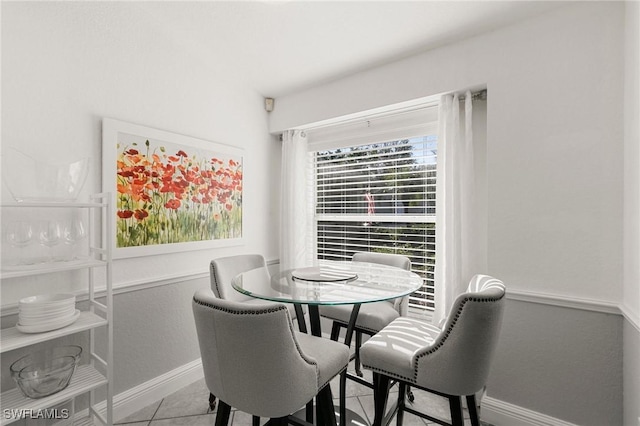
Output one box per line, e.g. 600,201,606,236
308,105,439,313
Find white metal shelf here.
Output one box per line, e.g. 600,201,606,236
0,311,107,353
1,194,113,425
74,417,97,426
0,202,106,209
0,365,107,426
0,259,107,280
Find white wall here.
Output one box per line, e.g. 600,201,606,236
1,1,279,296
271,3,628,424
1,0,279,405
623,2,640,425
272,1,624,305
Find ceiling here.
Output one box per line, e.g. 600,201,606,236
165,1,571,98
68,1,570,99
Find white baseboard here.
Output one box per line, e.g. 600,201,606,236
482,396,578,426
113,358,205,422
86,358,204,423
83,357,576,426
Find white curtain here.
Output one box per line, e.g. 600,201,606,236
280,130,314,270
434,91,484,325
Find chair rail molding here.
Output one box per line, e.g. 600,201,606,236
1,270,210,317
620,303,640,333
506,288,621,314
4,274,634,331
507,288,640,333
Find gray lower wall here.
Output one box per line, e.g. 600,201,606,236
1,276,208,406
1,283,627,426
487,299,623,425
104,278,206,395
623,319,640,426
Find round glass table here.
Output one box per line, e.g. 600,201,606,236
232,260,423,426
232,260,423,337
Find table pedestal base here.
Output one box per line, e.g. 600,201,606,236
293,406,368,426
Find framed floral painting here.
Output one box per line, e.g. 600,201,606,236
102,118,243,258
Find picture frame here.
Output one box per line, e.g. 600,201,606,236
102,118,243,259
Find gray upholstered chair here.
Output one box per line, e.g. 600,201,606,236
360,275,506,426
210,253,268,302
319,252,411,379
208,254,306,415
210,254,302,320
207,254,270,413
192,288,349,425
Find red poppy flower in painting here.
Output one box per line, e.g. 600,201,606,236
134,209,149,221
164,199,181,210
117,210,134,219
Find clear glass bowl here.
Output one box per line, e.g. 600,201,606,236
15,356,77,399
10,346,82,399
2,148,88,202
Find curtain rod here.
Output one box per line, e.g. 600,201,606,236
300,103,437,134
459,89,487,102
279,89,487,140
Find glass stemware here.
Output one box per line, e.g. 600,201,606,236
63,217,86,260
39,221,61,262
5,221,33,265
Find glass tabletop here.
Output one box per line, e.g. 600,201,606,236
231,260,423,306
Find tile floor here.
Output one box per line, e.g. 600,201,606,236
115,366,487,426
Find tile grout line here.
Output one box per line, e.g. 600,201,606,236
149,398,164,422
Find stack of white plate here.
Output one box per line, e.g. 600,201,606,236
17,294,80,334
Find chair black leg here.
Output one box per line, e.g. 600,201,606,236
330,322,342,341
294,304,307,333
448,396,464,426
214,400,232,426
466,394,480,426
406,386,414,403
396,382,406,426
315,385,337,426
339,370,347,426
372,373,391,426
355,331,363,377
253,415,261,426
285,415,315,426
209,392,217,411
306,401,313,423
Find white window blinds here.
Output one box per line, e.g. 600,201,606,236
308,104,438,312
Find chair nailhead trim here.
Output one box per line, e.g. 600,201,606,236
412,293,505,382
194,296,287,315
210,262,224,299
360,363,414,384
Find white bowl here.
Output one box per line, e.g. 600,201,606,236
19,308,76,325
19,314,75,326
19,294,76,308
18,305,75,318
16,310,81,334
19,303,74,313
19,304,75,315
19,305,75,316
